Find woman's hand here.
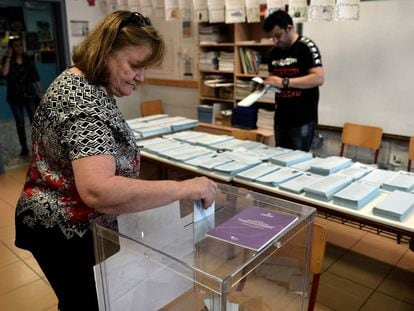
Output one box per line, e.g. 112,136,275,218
181,177,218,208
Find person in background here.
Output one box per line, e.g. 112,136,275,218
1,38,43,156
14,11,217,311
263,10,324,151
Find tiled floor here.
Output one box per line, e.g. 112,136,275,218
1,165,414,311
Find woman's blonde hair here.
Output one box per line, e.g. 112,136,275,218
72,10,165,85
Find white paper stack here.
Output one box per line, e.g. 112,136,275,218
382,171,414,192
303,174,353,201
358,169,397,187
213,161,261,176
234,162,281,182
160,145,213,161
255,167,303,186
373,190,414,222
163,130,208,142
336,162,376,181
270,150,313,167
212,138,263,151
196,155,234,170
144,139,187,154
279,173,323,194
186,133,234,148
134,124,172,137
310,156,352,175
291,157,323,172
333,182,381,210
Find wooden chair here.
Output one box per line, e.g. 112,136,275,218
408,136,414,171
140,99,164,117
231,129,262,142
308,223,327,311
340,122,383,164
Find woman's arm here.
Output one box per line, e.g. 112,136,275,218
72,154,218,214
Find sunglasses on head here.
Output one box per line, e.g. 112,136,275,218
118,12,152,33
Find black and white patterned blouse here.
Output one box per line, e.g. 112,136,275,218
15,70,140,243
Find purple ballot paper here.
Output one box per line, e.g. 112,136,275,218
206,206,298,251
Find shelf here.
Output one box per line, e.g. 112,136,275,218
199,42,234,47
200,96,234,103
197,18,272,129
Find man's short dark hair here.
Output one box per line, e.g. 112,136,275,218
263,10,293,33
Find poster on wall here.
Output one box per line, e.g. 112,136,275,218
70,20,89,37
36,21,53,42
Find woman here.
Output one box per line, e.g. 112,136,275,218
1,38,43,156
14,11,217,311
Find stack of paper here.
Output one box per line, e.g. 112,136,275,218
234,163,281,182
159,145,212,162
382,171,414,192
186,133,234,148
134,124,172,137
163,130,208,142
139,137,169,150
196,155,234,170
358,169,397,187
213,161,261,176
143,139,186,154
255,167,303,186
333,182,381,210
269,150,313,167
169,119,199,131
212,138,263,151
310,156,352,175
336,162,376,181
291,157,323,172
373,190,414,222
279,173,323,194
303,174,353,201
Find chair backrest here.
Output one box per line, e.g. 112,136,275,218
140,99,164,117
308,223,327,311
340,122,383,163
231,129,260,142
408,136,414,171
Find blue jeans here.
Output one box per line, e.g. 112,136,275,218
275,121,316,152
8,97,37,151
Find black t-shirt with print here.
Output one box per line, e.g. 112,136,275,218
268,36,323,127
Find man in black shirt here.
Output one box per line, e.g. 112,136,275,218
263,10,324,151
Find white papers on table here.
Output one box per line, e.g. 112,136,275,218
291,157,323,172
213,160,261,176
269,150,313,167
160,145,213,161
144,139,187,154
255,167,303,186
382,171,414,192
373,190,414,222
333,181,380,210
163,130,208,142
235,162,281,181
358,169,397,187
310,156,352,175
303,174,353,201
212,138,263,151
186,133,234,147
279,173,323,194
336,162,376,181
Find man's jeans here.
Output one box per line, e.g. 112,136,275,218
275,121,316,152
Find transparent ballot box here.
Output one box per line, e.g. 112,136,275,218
93,183,316,311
